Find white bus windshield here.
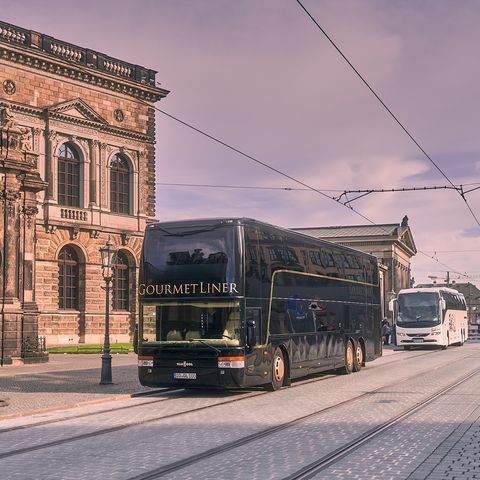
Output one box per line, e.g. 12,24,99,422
397,292,440,326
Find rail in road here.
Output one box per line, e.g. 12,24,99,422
0,347,437,441
0,345,478,479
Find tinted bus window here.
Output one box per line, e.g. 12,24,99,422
142,225,239,289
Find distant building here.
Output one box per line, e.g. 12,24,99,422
0,21,169,364
293,216,417,318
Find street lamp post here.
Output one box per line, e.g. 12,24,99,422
99,239,117,385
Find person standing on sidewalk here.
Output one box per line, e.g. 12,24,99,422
382,319,391,345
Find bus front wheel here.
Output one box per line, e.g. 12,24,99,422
267,348,285,391
338,340,354,375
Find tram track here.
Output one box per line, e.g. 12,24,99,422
118,351,475,480
284,368,480,480
0,348,451,463
0,347,435,436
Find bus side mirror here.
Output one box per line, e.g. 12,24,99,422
440,299,446,310
133,324,139,354
246,319,256,350
388,299,396,312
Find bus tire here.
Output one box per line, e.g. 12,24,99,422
266,347,285,391
338,340,354,375
353,340,363,372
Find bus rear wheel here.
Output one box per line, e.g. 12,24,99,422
353,341,363,372
267,348,285,391
338,340,354,375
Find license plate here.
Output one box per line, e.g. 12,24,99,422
173,372,197,380
412,338,424,342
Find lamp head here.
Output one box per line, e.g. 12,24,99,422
100,239,117,280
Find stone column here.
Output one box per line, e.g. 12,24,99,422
0,106,48,364
1,175,21,303
20,173,48,362
99,142,107,209
45,130,57,200
89,139,98,206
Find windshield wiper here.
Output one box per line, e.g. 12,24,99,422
188,338,221,354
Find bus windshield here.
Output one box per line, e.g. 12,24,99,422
141,225,238,287
397,292,440,326
141,300,242,347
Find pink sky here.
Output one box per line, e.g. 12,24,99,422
2,0,480,286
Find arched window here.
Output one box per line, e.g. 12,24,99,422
58,143,80,207
58,246,79,310
110,154,130,214
113,250,129,311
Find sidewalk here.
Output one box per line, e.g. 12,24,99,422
0,353,151,419
0,345,413,420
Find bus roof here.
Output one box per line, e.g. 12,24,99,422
398,287,465,297
147,217,378,262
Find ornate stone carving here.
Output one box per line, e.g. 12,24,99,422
1,189,21,215
90,229,100,239
33,128,42,152
22,205,38,227
70,225,80,240
20,127,33,152
121,232,131,246
45,224,57,234
1,104,17,129
2,79,16,95
114,109,124,122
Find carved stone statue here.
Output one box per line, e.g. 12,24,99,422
20,127,33,152
1,105,16,130
401,215,409,227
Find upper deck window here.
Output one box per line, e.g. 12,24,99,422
141,225,239,290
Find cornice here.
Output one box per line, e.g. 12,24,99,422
0,43,168,102
2,100,154,143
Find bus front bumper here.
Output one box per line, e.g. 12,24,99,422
138,366,245,389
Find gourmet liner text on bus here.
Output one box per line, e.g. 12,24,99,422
139,282,239,296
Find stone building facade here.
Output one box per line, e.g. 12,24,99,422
0,21,168,364
293,216,417,318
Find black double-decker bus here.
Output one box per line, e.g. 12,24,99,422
137,218,382,390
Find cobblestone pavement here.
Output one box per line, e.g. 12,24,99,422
0,344,478,479
0,353,152,418
0,345,402,419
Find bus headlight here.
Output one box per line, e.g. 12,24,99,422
218,356,245,369
397,332,408,337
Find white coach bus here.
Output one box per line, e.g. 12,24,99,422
390,287,468,350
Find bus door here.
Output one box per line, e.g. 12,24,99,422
244,307,264,382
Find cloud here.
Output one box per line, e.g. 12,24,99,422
3,0,480,285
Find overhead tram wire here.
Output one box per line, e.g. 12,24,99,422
149,108,473,281
296,0,480,228
153,106,374,226
55,52,475,282
156,182,480,202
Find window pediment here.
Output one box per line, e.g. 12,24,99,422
46,99,107,125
